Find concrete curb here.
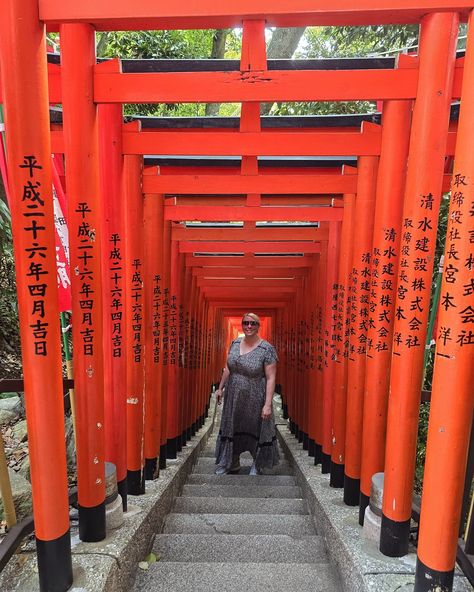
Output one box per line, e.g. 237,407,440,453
0,396,216,592
277,422,471,592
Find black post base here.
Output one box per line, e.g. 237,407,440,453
359,491,370,526
166,437,178,459
176,436,182,452
414,557,454,592
144,457,158,481
192,421,197,436
302,432,309,451
289,420,296,434
321,452,331,474
314,443,322,466
159,444,167,469
297,428,304,444
282,404,288,419
117,477,128,512
127,469,145,495
37,529,73,592
186,426,192,441
330,461,344,488
380,514,411,557
78,502,106,542
308,438,316,457
343,475,360,506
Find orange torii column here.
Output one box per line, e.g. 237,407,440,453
307,256,320,458
167,238,180,456
60,23,106,541
159,219,171,465
183,265,194,436
98,104,128,508
330,192,355,487
178,252,188,444
302,277,312,451
314,251,325,464
143,188,165,480
358,99,412,524
380,12,459,557
322,222,341,472
344,154,378,505
414,11,474,590
123,154,145,495
0,1,73,588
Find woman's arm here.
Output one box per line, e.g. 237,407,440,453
216,364,230,405
262,362,277,419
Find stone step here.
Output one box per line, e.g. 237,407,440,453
152,533,326,563
194,458,292,476
201,447,285,459
187,474,297,487
173,496,308,515
181,484,302,499
162,513,317,536
133,562,340,592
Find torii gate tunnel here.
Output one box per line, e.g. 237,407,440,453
0,2,473,592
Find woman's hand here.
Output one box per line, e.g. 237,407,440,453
216,389,223,405
261,403,272,420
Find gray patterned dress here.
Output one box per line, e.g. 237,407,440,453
215,338,280,470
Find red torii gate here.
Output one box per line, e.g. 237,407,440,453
0,3,473,592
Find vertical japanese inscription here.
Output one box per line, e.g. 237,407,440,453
393,193,435,354
152,275,162,364
130,259,143,363
20,155,49,356
109,233,123,358
437,174,474,351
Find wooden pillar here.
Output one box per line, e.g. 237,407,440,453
60,22,106,541
166,238,180,455
123,155,145,494
330,193,355,487
358,100,411,523
380,12,459,557
344,154,378,505
98,104,128,508
0,1,73,588
414,10,474,590
322,222,341,472
143,190,164,480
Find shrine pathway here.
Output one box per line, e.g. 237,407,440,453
132,406,342,592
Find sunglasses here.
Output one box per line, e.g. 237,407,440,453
242,321,259,326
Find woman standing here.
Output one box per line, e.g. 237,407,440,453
215,313,279,475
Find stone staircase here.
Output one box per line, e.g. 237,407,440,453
133,415,342,592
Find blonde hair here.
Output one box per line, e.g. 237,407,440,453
242,312,260,325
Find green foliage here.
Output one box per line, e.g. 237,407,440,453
0,186,20,361
298,25,419,59
98,30,217,117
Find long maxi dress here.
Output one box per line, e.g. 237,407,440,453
215,338,280,471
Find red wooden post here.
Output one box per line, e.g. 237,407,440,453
123,154,145,494
307,256,320,458
322,222,341,472
381,12,459,557
0,1,73,587
344,154,378,505
330,192,355,487
358,99,411,523
166,238,180,456
60,22,106,541
143,190,164,479
98,103,128,508
414,10,474,590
